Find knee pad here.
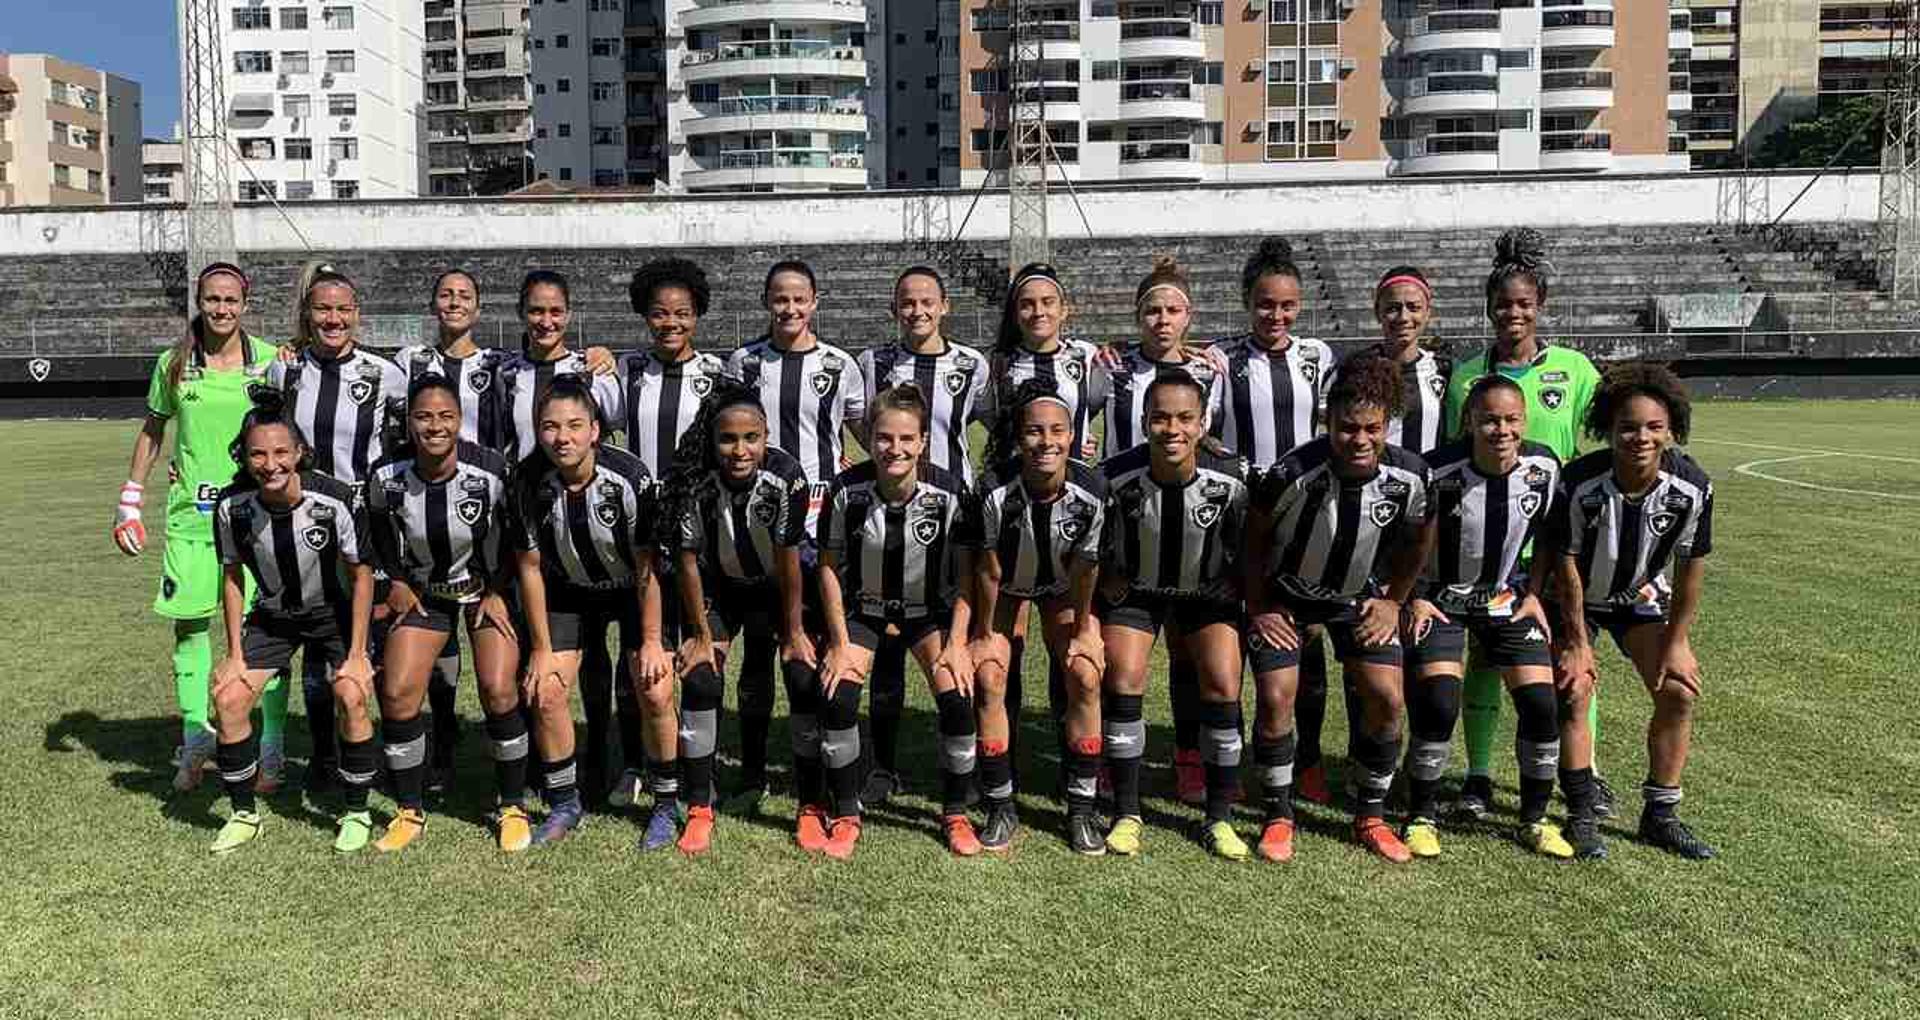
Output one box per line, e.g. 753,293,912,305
823,681,863,731
682,661,724,713
935,688,975,736
1409,676,1463,743
782,657,822,712
1511,683,1560,743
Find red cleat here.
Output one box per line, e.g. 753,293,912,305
943,814,983,857
677,805,714,856
794,804,830,853
1355,817,1412,864
1173,749,1205,806
1296,762,1332,805
1256,819,1296,862
823,816,862,860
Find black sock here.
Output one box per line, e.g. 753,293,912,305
579,641,613,795
1642,782,1683,820
822,681,864,817
1559,766,1597,818
338,735,377,811
1103,692,1145,818
680,661,723,807
381,714,430,810
1511,683,1560,824
1199,698,1243,823
739,628,776,786
1406,676,1462,821
935,688,977,816
545,752,579,809
1256,731,1297,822
217,732,261,814
648,756,680,811
428,653,460,768
783,658,826,807
1003,635,1025,779
868,639,907,775
1065,735,1101,816
1354,726,1400,820
1171,656,1201,756
1293,634,1328,769
978,737,1013,808
614,675,647,775
302,659,336,767
483,709,529,808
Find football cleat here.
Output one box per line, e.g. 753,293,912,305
822,816,862,860
1639,812,1716,860
794,805,831,853
1520,820,1575,859
1256,819,1296,862
943,814,983,857
375,808,427,853
677,805,715,856
1105,815,1145,857
1403,818,1442,859
496,805,532,853
210,810,263,855
1355,817,1412,864
1202,820,1250,862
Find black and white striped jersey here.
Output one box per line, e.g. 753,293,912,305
267,346,409,485
615,348,728,480
677,447,811,584
1327,347,1450,455
367,441,513,602
1254,437,1432,605
1420,439,1559,615
512,445,655,591
995,338,1110,459
973,459,1107,600
1100,445,1247,601
859,340,991,483
394,344,509,449
1211,334,1334,468
213,471,363,617
726,337,866,532
1546,447,1714,614
495,348,623,462
819,461,973,620
1102,344,1227,458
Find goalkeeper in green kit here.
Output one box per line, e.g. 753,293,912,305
1441,229,1609,821
115,264,290,792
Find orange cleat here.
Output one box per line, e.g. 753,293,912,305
1256,819,1296,862
1296,762,1332,805
795,804,830,853
1173,749,1205,806
678,805,715,856
1355,817,1412,864
823,816,862,860
943,814,983,857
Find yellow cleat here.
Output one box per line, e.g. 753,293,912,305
1521,821,1576,859
497,805,532,853
1105,815,1145,857
375,808,427,853
1203,820,1250,861
1403,819,1443,859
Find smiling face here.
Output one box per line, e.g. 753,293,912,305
1375,282,1431,355
537,394,601,473
1145,381,1206,472
243,422,304,499
1246,272,1302,347
198,274,248,342
407,386,462,459
712,404,769,485
894,273,949,345
645,283,700,359
1610,393,1672,475
1469,385,1527,467
306,281,359,355
1489,276,1540,350
1138,288,1191,352
1017,398,1073,481
1014,278,1065,349
1328,400,1389,478
870,407,926,486
522,282,571,356
433,273,478,338
764,270,816,344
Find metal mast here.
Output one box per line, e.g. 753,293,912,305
1877,2,1920,297
179,0,237,282
1005,0,1050,272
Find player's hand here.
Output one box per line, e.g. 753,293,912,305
632,641,672,689
335,652,375,703
211,655,249,699
1198,343,1230,379
1067,626,1106,676
819,642,854,700
969,633,1011,677
476,591,517,643
1405,599,1449,646
386,581,424,620
936,639,974,698
1250,607,1299,653
1554,641,1596,694
678,633,718,675
275,345,298,363
1514,594,1552,645
782,629,818,670
1655,640,1701,698
1094,343,1125,370
113,481,146,556
522,649,563,706
585,346,617,377
1356,598,1401,648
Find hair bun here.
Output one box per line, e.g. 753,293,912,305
1494,227,1548,269
1150,254,1179,273
247,383,287,413
1255,237,1294,262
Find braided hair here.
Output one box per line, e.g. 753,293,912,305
226,386,315,491
1485,227,1553,309
1584,361,1692,446
1326,349,1407,421
982,377,1070,473
654,376,768,549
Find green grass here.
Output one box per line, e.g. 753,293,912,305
4,401,1919,1019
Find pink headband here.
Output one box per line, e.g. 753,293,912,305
1377,274,1430,300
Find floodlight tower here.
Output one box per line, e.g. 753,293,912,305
1877,2,1920,298
178,0,238,283
1005,0,1050,273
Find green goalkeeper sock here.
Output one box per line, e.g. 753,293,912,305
173,619,213,741
259,671,288,747
1461,665,1503,777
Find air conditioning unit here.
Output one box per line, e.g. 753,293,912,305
1245,59,1261,76
1337,118,1355,132
321,73,335,87
1338,57,1357,74
277,74,290,88
339,117,353,130
289,116,303,131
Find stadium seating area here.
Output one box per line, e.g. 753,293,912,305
0,220,1894,356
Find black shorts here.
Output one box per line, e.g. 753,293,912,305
388,595,471,635
1581,604,1668,655
704,574,822,643
1405,614,1551,670
1098,588,1241,636
845,611,948,653
241,609,349,675
1248,598,1402,673
547,582,644,653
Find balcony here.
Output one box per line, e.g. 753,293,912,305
680,39,866,82
1401,11,1502,56
1009,82,1082,123
1541,9,1615,49
1397,131,1499,174
1116,79,1204,121
1117,141,1203,181
1029,20,1082,61
1117,18,1205,61
682,146,867,190
681,94,867,136
1540,68,1613,109
1538,129,1611,170
680,0,868,31
1400,72,1499,115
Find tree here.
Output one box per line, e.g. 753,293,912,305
1748,96,1885,169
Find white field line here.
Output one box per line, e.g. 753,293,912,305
1693,438,1920,466
1731,452,1920,502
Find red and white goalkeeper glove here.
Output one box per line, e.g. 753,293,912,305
113,480,147,555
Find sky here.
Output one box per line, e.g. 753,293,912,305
2,0,182,138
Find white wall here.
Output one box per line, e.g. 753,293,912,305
0,170,1882,256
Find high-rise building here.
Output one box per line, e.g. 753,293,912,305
527,0,666,189
425,0,536,196
221,2,426,201
0,54,143,207
142,139,186,202
955,0,1689,186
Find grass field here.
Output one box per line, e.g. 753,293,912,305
4,401,1919,1019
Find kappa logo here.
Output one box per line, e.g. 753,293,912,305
595,501,619,528
1523,626,1546,643
1540,387,1566,411
945,371,968,396
27,358,51,383
1370,500,1401,527
1518,491,1544,518
1191,501,1223,529
911,515,941,546
810,371,836,397
347,379,377,406
302,525,331,551
467,369,493,394
456,498,485,526
691,374,713,398
1648,510,1678,536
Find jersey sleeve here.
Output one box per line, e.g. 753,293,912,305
1679,481,1713,560
146,351,178,419
972,482,1002,552
212,498,241,565
333,497,365,565
1541,480,1578,557
856,349,880,404
840,353,868,427
818,481,848,554
777,471,810,548
1073,494,1105,564
594,371,626,442
1249,457,1297,516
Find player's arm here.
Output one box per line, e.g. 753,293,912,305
631,548,671,687
515,548,560,702
676,548,717,669
211,563,252,696
114,413,169,555
1243,470,1297,652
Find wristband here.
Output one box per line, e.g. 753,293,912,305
119,480,145,507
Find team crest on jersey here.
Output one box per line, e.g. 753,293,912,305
1370,500,1401,527
811,371,837,397
467,369,493,394
1648,510,1678,536
348,379,377,406
1428,375,1446,397
1540,387,1566,411
691,374,714,398
595,501,619,529
1299,359,1320,386
1191,500,1223,529
1062,358,1085,383
1058,508,1090,542
1518,491,1543,519
302,525,331,551
911,516,942,546
456,498,485,526
945,371,968,396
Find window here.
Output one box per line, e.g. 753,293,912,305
332,180,358,199
925,121,938,136
280,6,307,29
558,167,573,181
536,126,548,138
286,181,314,200
285,137,313,159
926,75,938,88
280,50,310,74
969,69,1005,93
558,123,571,137
322,5,354,29
328,93,357,116
89,169,103,193
325,50,355,73
239,137,276,159
1196,1,1223,24
594,169,622,186
329,136,358,159
1195,121,1223,145
593,126,615,144
1306,0,1338,20
283,95,311,118
895,31,906,44
240,180,278,200
926,167,939,182
1091,0,1116,16
1305,107,1339,142
1192,62,1223,85
689,82,719,103
1306,47,1339,83
1091,61,1118,81
535,83,546,94
234,7,271,30
1499,50,1532,69
895,126,908,138
592,37,620,56
1268,117,1298,143
591,81,614,101
555,34,569,48
534,38,544,49
1269,0,1298,21
234,51,273,74
1269,55,1299,82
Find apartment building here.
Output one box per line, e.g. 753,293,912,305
955,0,1688,185
143,139,186,202
425,0,536,195
223,1,425,201
0,54,142,207
526,0,666,188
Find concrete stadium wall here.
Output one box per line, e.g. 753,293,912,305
0,169,1882,257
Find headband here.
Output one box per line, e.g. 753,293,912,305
1009,263,1064,301
198,262,250,294
1024,393,1072,414
1136,280,1191,309
1377,274,1432,300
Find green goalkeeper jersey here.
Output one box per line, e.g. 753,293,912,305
145,336,280,542
1442,341,1601,461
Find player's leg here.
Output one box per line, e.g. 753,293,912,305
1099,600,1157,857
819,620,878,860
255,670,288,793
210,662,281,854
1340,618,1410,863
1041,600,1105,856
1458,647,1502,820
1402,618,1467,860
630,609,683,854
728,604,779,808
1289,633,1333,805
329,639,380,854
374,614,447,852
425,630,462,795
155,536,219,791
1183,612,1250,861
1482,617,1571,858
576,613,614,807
914,620,981,857
973,597,1019,851
528,648,587,846
298,652,337,794
1620,621,1712,859
1168,648,1204,807
470,610,531,852
784,649,831,851
677,637,725,855
1554,613,1605,859
862,634,909,806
